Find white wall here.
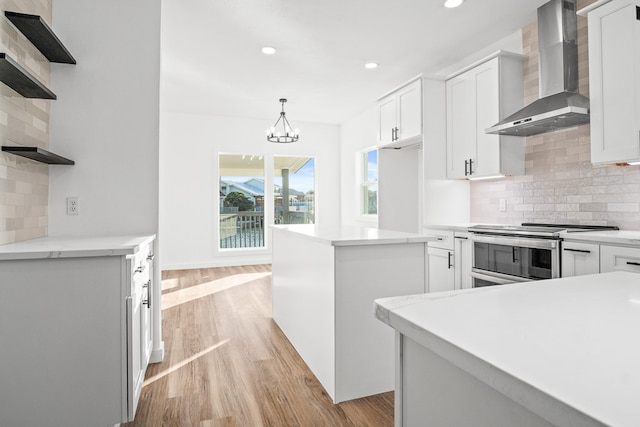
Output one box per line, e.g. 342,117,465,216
48,1,160,238
48,0,162,357
159,112,340,270
339,105,379,227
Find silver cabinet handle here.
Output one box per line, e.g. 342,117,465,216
142,280,151,309
464,159,469,176
135,264,146,274
468,158,474,175
147,253,155,262
447,251,453,269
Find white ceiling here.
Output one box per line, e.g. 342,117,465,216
160,0,549,125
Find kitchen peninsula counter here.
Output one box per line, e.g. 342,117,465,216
0,234,159,426
375,271,640,427
271,224,437,403
0,234,156,260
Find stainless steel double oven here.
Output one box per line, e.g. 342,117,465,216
468,224,617,287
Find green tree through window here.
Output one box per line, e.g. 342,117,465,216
224,191,255,211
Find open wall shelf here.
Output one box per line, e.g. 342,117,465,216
2,146,74,165
0,53,56,99
5,11,76,64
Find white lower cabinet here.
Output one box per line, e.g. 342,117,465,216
600,244,640,273
127,245,154,421
454,232,473,290
427,247,455,293
425,228,456,293
0,236,155,427
561,241,600,277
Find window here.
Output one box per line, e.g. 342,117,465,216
361,149,378,215
274,156,315,224
219,154,265,249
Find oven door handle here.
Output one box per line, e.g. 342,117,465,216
470,234,557,250
471,269,533,285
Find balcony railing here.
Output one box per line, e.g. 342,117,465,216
220,209,315,249
220,211,265,249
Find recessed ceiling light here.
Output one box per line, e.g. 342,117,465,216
365,62,378,69
444,0,464,8
261,46,276,55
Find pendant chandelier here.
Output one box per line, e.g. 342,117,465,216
266,98,299,143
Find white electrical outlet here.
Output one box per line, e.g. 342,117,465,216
66,197,79,215
499,198,507,212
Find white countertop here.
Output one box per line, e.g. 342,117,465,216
560,229,640,246
375,271,640,427
0,234,156,260
423,223,478,232
271,224,437,246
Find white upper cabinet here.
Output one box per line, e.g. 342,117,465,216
446,52,526,179
377,78,422,147
580,0,640,164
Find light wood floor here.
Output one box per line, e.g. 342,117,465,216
123,265,394,427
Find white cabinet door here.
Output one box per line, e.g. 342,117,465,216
561,241,600,277
377,96,396,145
474,60,501,177
378,79,422,147
600,244,640,273
587,0,640,164
427,247,455,293
454,233,472,290
446,74,476,179
397,80,422,141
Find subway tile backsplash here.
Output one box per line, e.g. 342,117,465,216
0,0,51,245
470,0,640,230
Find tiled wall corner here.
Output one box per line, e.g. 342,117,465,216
0,0,52,245
470,0,640,231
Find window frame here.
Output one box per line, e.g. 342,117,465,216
359,147,378,218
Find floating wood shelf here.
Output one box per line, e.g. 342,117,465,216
5,11,76,64
0,53,56,99
2,146,74,165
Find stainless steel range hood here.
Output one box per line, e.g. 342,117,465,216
486,0,589,137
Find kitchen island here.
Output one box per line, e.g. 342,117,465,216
375,271,640,427
271,224,436,403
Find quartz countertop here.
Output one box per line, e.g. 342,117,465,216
0,234,156,261
560,229,640,246
271,224,437,246
375,271,640,427
423,223,477,232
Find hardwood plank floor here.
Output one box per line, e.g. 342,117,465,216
123,265,394,427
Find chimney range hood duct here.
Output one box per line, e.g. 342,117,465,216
486,0,589,137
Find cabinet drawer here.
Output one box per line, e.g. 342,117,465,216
130,242,153,295
424,228,454,250
561,241,600,277
600,245,640,273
